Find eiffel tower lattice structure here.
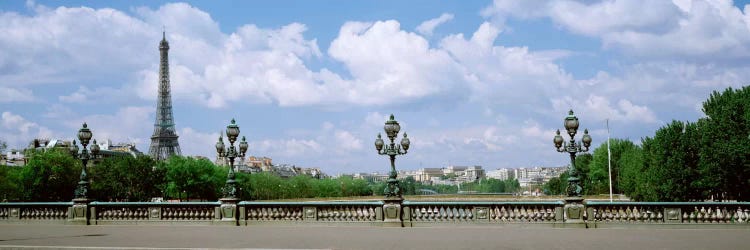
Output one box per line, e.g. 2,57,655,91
149,32,182,161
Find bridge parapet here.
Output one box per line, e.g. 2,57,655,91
239,201,384,226
0,202,72,224
402,201,565,227
88,201,220,225
3,200,750,228
585,201,750,228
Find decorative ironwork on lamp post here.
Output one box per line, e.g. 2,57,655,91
553,110,592,197
216,119,248,199
71,122,100,200
374,114,410,198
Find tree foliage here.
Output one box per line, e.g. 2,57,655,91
586,86,750,201
20,150,81,201
698,87,750,201
89,155,165,201
0,165,23,201
587,139,638,195
162,156,225,201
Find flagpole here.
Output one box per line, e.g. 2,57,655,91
607,119,613,202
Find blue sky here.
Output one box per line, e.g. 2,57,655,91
2,0,750,174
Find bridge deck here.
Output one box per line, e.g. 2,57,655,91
0,224,747,249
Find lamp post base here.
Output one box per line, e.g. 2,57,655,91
68,198,90,225
563,197,586,228
382,196,403,227
215,198,240,226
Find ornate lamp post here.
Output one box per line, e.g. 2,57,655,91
216,119,248,199
374,114,410,199
553,110,592,197
71,122,100,200
69,122,99,225
553,110,592,224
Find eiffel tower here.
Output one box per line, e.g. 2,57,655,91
149,32,182,160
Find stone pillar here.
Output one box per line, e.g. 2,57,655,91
382,197,403,227
563,197,586,228
402,206,412,227
68,198,90,225
215,198,239,226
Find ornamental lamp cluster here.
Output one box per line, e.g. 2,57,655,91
553,109,592,197
374,114,410,198
72,122,100,200
216,118,249,199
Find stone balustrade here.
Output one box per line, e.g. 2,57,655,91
2,200,750,228
403,201,564,227
0,202,72,224
90,202,219,225
240,201,384,226
585,201,750,228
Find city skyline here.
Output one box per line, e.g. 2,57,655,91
2,0,750,174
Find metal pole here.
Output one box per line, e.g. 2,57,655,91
607,119,613,202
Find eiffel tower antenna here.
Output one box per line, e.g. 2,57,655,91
149,31,182,160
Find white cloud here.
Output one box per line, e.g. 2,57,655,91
481,0,750,60
328,20,468,105
364,112,388,128
551,94,658,124
0,87,34,102
0,4,154,86
178,127,219,157
334,130,363,152
0,111,54,148
416,13,454,36
439,22,574,105
61,106,153,148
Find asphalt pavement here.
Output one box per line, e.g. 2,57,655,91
0,224,748,250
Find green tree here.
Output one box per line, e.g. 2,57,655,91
617,144,651,200
698,86,750,201
0,165,23,201
400,176,418,195
588,138,638,195
543,172,568,195
571,153,593,195
633,121,702,202
20,150,81,201
89,155,165,201
163,156,224,201
312,178,342,198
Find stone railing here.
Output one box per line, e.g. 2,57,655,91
240,201,384,226
585,201,750,228
3,200,750,228
90,202,220,225
402,201,564,227
0,202,73,224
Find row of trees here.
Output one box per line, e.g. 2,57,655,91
545,86,749,201
1,148,522,201
0,151,378,201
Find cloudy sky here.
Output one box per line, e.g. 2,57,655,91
2,0,749,174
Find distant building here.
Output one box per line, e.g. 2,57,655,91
486,168,515,180
512,166,567,187
413,168,443,182
24,138,141,163
1,149,26,166
352,172,389,182
96,140,143,158
443,165,468,175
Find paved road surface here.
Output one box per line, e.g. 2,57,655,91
0,224,747,250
